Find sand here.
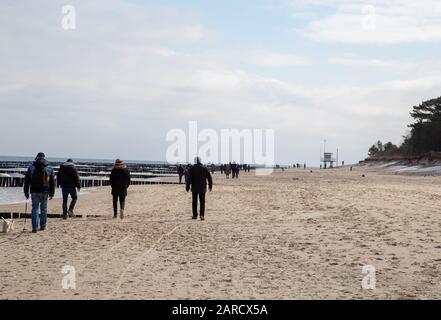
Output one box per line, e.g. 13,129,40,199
1,166,440,300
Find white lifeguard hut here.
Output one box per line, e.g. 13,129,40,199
321,152,336,168
320,139,339,168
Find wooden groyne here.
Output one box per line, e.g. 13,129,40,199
0,160,180,188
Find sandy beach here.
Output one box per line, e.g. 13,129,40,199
1,166,440,300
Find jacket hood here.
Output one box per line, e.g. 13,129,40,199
33,158,48,168
61,162,75,167
114,163,127,170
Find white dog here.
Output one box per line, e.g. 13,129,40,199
1,218,15,233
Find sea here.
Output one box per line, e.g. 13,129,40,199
0,155,168,165
0,188,92,206
0,155,167,205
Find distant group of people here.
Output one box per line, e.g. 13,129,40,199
178,162,251,182
294,163,307,169
24,152,131,233
177,164,193,185
220,163,250,179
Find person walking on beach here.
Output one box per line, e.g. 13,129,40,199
57,159,81,219
24,152,55,233
110,159,131,219
184,164,192,185
231,162,237,179
186,157,213,221
177,164,184,184
234,163,240,179
224,163,231,179
220,164,224,175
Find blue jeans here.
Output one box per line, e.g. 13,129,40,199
31,193,48,230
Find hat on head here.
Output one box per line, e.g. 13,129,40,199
194,156,201,165
35,152,45,160
67,159,73,163
115,159,123,164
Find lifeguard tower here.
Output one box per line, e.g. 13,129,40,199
321,152,336,169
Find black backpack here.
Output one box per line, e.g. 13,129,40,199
31,166,49,191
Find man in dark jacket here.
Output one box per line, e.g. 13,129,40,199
186,157,213,221
177,164,184,184
57,159,81,219
110,159,131,219
24,152,55,233
231,162,237,179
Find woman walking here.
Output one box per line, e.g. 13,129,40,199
110,159,131,219
224,163,231,179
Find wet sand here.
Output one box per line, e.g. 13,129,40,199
1,167,440,299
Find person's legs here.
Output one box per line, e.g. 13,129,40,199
62,188,69,215
40,193,48,229
119,195,126,210
68,188,78,213
31,193,41,231
192,192,198,218
112,195,118,217
199,192,206,218
119,195,126,219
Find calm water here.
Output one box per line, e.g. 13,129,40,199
0,155,168,165
0,188,92,205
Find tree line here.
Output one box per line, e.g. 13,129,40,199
368,96,441,158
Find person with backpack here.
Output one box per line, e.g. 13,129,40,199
57,159,81,219
186,157,213,221
24,152,55,233
110,159,131,219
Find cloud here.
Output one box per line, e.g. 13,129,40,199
237,49,312,67
0,0,440,164
288,0,441,44
328,56,425,72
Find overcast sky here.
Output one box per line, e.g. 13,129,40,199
1,0,441,165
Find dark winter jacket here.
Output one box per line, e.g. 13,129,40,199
110,164,131,196
186,163,213,193
24,158,55,197
57,162,81,189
